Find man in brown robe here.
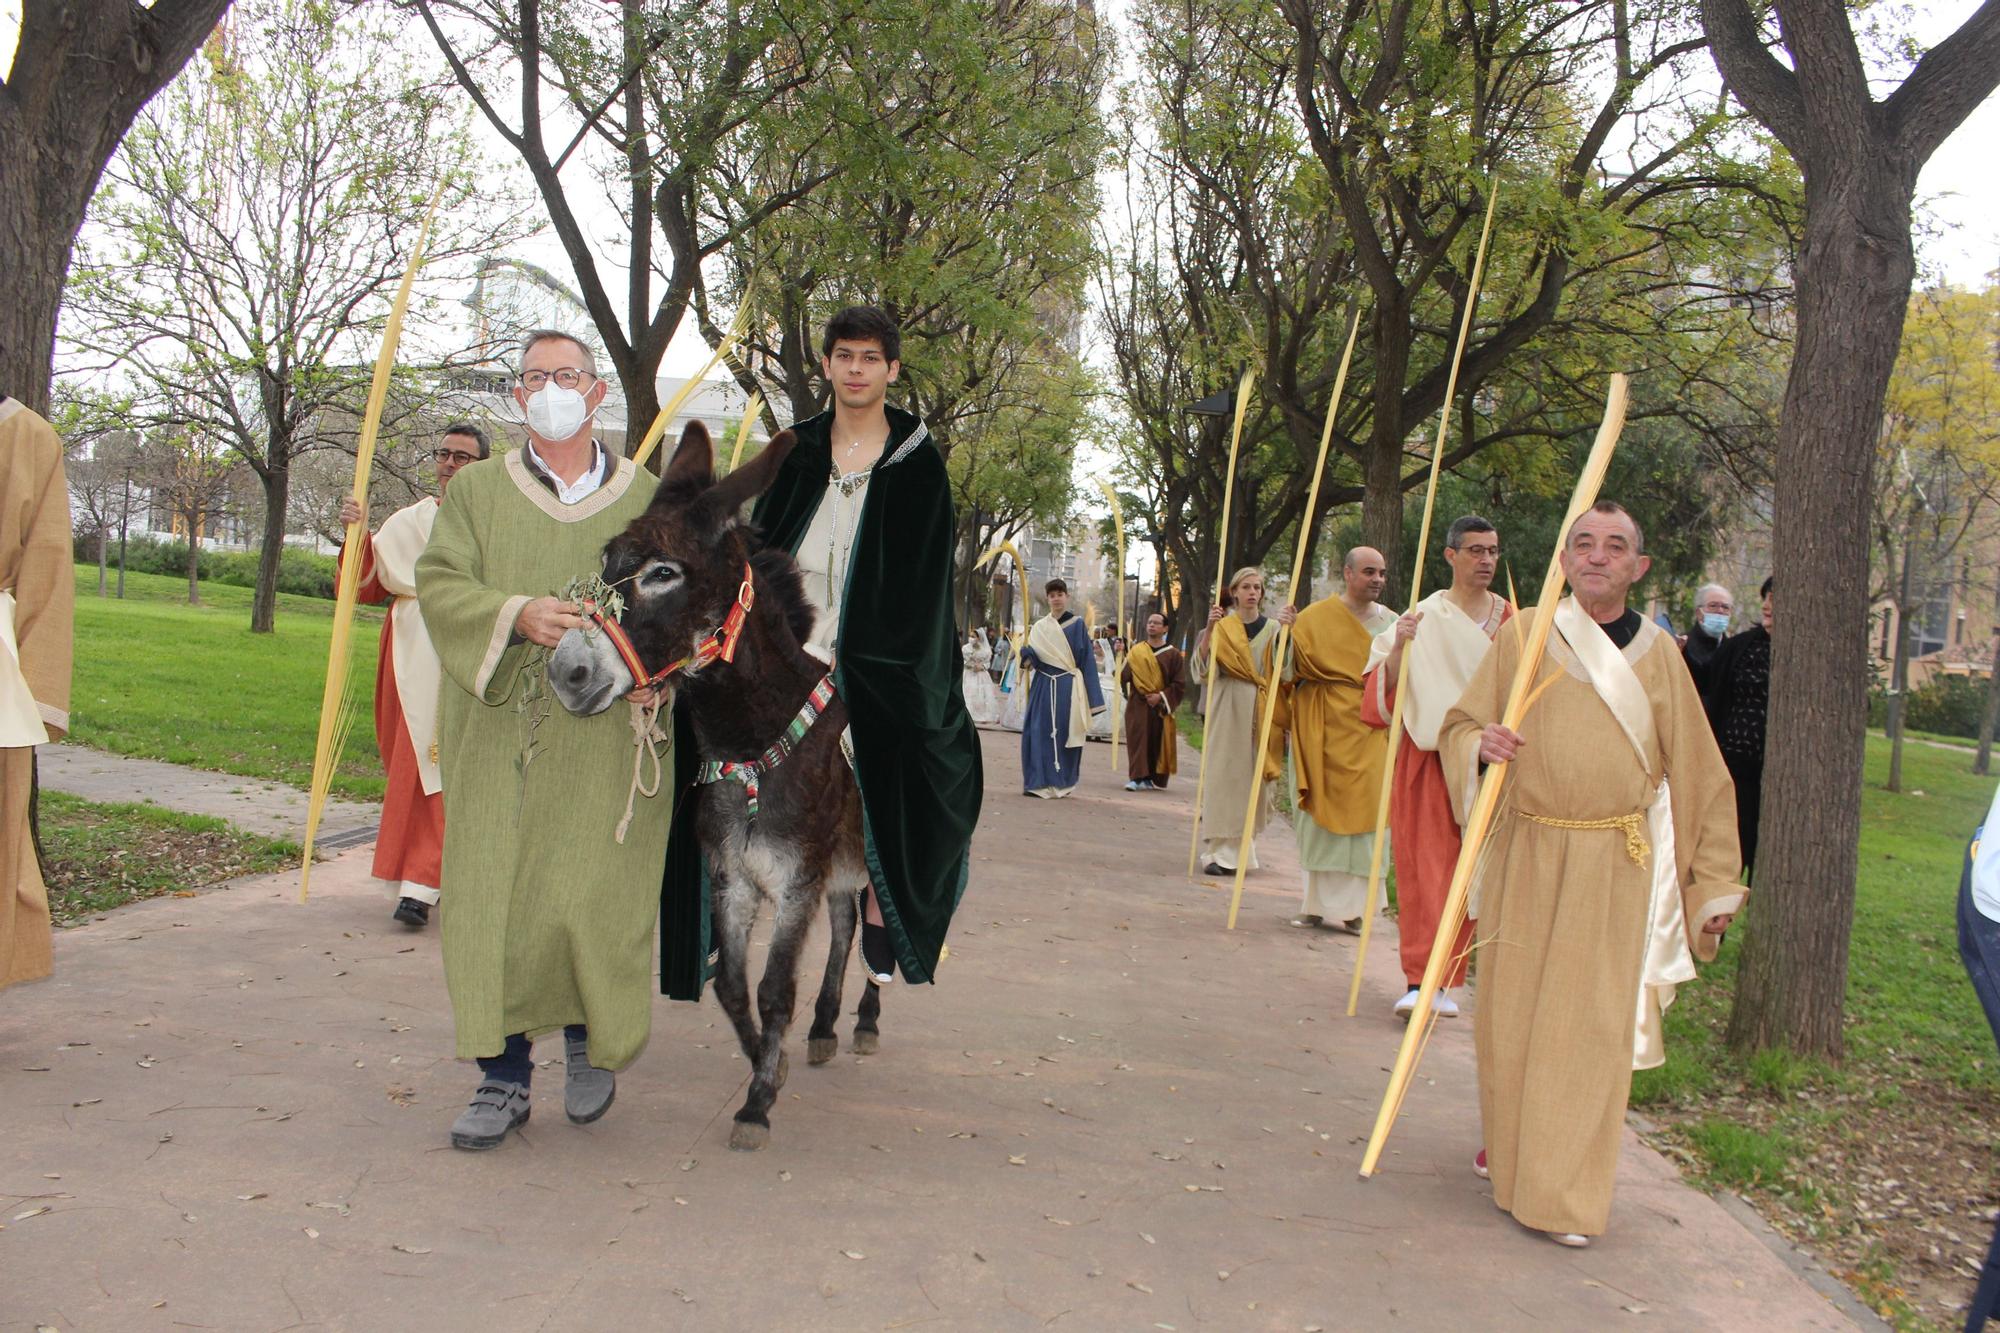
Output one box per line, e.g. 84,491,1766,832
1440,502,1741,1247
1120,611,1184,790
1,395,74,993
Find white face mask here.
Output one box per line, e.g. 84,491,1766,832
524,383,595,442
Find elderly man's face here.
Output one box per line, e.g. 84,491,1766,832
1560,509,1650,606
1697,588,1733,619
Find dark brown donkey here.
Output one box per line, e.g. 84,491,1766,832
546,422,881,1151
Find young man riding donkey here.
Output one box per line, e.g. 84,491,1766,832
549,306,983,1149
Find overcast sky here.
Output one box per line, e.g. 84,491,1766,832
4,0,1995,377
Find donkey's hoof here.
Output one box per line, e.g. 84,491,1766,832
851,1029,880,1056
807,1036,838,1066
729,1119,771,1152
774,1052,790,1090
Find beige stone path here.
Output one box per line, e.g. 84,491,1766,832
2,730,1871,1331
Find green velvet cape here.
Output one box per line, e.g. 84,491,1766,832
660,406,982,986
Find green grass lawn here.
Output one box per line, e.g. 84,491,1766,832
69,564,387,799
39,791,301,924
1634,735,1998,1330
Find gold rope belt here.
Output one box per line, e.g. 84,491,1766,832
1517,809,1650,866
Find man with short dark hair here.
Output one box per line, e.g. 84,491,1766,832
719,304,983,988
1440,500,1741,1247
1120,611,1184,790
339,422,491,929
417,330,681,1151
1020,578,1105,797
1362,514,1513,1018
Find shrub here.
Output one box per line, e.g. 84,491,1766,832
1905,672,1990,741
75,534,338,599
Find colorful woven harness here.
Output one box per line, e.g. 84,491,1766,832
580,562,754,690
694,674,838,821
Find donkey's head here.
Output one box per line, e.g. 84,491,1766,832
547,420,798,716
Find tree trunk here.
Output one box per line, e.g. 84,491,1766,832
1886,524,1917,792
1362,303,1411,601
0,0,233,409
1977,574,2000,776
251,463,290,633
1724,153,1917,1064
96,529,108,597
0,205,71,414
186,521,203,606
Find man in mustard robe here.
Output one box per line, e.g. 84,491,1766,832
1277,547,1396,931
1120,611,1184,790
1,395,73,993
1440,502,1742,1247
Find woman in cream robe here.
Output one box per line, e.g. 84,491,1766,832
1191,568,1281,874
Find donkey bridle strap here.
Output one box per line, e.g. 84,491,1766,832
693,674,839,821
581,561,755,690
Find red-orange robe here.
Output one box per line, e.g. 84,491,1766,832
345,532,443,896
1361,599,1514,988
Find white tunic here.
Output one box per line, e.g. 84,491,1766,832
795,468,872,657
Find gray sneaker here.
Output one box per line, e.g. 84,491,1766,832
564,1032,616,1124
450,1081,530,1150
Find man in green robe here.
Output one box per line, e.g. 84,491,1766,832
417,330,677,1150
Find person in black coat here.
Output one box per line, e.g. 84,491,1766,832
1691,577,1771,879
1681,582,1735,674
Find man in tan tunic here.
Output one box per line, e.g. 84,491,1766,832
1,395,74,993
1440,502,1742,1247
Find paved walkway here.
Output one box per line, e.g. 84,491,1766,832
4,732,1868,1330
37,744,380,848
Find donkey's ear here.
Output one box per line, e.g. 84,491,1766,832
705,427,798,518
661,420,715,489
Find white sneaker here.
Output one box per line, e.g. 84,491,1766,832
1393,988,1419,1018
1546,1231,1591,1248
1432,990,1460,1018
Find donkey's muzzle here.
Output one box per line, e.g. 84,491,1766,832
548,628,633,717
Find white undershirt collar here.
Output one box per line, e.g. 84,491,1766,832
523,438,607,504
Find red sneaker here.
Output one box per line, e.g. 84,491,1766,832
1473,1149,1490,1179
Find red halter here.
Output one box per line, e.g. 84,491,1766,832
580,562,755,691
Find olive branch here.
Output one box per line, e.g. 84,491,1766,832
559,572,626,633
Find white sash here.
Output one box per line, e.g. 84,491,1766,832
1553,598,1697,1071
370,499,444,793
1027,615,1090,749
0,591,49,747
1366,589,1501,750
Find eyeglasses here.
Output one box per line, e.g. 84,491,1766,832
433,447,481,465
518,367,597,391
1456,544,1501,559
